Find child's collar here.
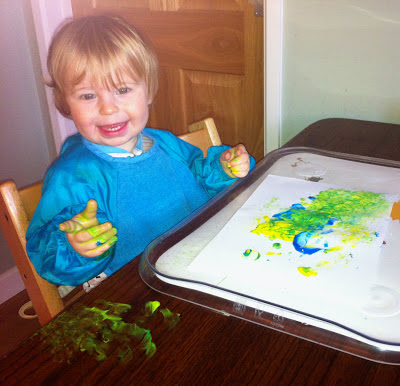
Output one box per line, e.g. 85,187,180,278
84,133,144,157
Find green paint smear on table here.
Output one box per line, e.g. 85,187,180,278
160,308,181,329
36,300,180,363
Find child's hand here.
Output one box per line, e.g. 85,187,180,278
220,144,251,178
59,199,118,258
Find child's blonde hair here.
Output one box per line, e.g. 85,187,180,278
47,15,158,117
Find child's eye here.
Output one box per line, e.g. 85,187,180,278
116,87,131,95
80,93,96,100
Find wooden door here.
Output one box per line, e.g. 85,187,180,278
71,0,264,161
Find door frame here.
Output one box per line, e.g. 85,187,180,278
265,0,283,153
30,0,75,154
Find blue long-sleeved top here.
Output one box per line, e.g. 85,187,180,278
26,128,255,286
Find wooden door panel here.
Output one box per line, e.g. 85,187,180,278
185,71,244,144
149,67,187,134
112,0,244,12
72,0,264,161
79,8,244,75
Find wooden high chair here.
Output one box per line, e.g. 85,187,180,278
182,117,222,155
0,117,222,326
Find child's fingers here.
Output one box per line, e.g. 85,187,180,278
61,200,100,234
67,223,113,243
227,145,247,163
87,222,113,238
65,224,118,257
84,235,118,258
228,151,249,168
59,220,84,233
82,225,118,248
223,149,234,161
79,199,98,221
229,152,250,177
233,144,246,156
220,144,249,178
231,168,249,178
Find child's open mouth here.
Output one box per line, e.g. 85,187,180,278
98,121,128,137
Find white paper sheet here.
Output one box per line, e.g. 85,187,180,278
189,175,397,307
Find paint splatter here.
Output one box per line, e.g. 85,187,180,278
145,300,161,315
261,197,279,211
291,157,304,167
308,176,323,182
160,308,181,329
298,267,318,276
251,188,392,275
243,249,261,260
36,300,180,363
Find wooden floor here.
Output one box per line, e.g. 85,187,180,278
0,290,41,359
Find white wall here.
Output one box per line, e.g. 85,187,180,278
0,0,55,299
281,0,400,145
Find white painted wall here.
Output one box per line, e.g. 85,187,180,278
0,0,54,270
0,0,56,302
281,0,400,145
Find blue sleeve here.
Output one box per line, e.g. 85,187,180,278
26,156,116,286
145,129,256,197
26,205,115,286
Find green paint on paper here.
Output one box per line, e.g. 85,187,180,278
316,260,332,268
243,249,261,260
251,188,392,275
253,189,390,243
273,243,281,249
262,197,279,211
298,267,318,276
36,300,180,363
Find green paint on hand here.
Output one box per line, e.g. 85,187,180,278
109,236,118,246
88,226,102,237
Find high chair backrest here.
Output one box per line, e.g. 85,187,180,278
0,117,221,326
180,117,222,155
0,180,64,326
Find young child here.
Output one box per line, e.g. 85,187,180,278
26,15,255,292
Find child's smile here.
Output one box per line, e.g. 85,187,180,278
65,74,152,152
98,121,129,137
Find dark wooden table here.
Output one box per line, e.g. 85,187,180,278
2,118,400,385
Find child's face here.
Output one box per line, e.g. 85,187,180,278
65,73,152,152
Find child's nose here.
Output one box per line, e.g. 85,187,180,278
99,97,119,115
